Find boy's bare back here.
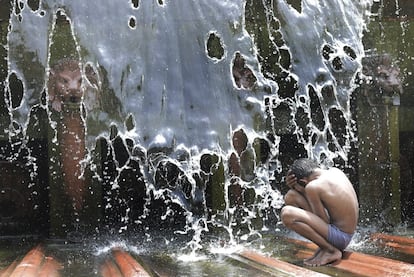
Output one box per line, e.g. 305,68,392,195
307,168,359,234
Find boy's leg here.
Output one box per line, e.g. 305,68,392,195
281,205,342,266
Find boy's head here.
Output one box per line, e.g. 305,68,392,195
289,158,319,181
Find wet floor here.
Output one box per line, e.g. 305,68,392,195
0,227,413,277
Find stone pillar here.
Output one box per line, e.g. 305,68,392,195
357,54,402,227
46,58,102,238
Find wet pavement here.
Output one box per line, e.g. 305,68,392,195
1,230,414,277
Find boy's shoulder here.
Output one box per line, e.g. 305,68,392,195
325,167,346,178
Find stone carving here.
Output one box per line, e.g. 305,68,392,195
360,53,402,105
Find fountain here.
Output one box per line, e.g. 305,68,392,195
0,0,413,276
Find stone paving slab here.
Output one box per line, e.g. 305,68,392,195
237,250,330,276
101,248,151,277
0,245,62,277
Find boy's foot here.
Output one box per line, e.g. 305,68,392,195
304,248,342,267
303,248,321,263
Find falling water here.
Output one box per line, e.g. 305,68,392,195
2,0,373,256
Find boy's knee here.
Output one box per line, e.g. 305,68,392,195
284,190,298,206
281,205,295,226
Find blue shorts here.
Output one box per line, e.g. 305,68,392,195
327,224,354,251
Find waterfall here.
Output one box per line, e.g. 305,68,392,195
2,0,373,248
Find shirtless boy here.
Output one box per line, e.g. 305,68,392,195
280,158,359,266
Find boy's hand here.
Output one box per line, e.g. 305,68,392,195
285,170,297,190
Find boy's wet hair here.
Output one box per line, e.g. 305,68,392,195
290,158,319,180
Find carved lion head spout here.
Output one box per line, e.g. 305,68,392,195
361,53,403,96
48,58,101,113
48,59,82,112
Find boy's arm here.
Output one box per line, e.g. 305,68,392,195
305,184,330,223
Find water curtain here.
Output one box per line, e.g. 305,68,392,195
2,0,372,248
